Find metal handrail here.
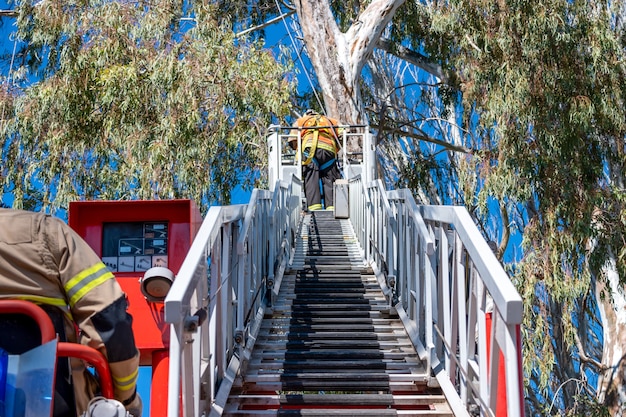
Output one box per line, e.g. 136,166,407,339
164,124,524,417
267,124,374,184
164,175,301,417
348,179,524,417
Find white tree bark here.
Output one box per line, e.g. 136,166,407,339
596,257,626,415
294,0,406,152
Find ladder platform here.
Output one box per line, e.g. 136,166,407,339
223,211,453,416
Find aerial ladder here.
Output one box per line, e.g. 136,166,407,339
0,124,524,417
162,124,524,417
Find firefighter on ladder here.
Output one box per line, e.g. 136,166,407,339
0,208,142,417
290,109,343,211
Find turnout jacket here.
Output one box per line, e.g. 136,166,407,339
290,112,343,210
290,113,342,162
0,208,139,414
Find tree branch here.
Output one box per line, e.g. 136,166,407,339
372,123,473,154
497,200,510,260
235,10,296,38
345,0,407,79
376,38,445,81
0,9,17,17
574,329,606,371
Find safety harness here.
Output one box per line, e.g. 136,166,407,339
299,114,341,168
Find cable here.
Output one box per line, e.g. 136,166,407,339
273,0,325,114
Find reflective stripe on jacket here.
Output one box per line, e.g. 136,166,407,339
293,114,342,162
0,208,139,412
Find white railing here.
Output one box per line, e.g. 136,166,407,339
164,177,302,417
349,176,524,417
266,124,375,186
163,123,525,417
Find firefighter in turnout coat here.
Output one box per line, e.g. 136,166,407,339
290,110,343,211
0,208,142,417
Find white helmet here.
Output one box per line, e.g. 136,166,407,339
81,397,130,417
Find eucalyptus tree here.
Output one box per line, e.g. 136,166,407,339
227,0,626,415
427,2,626,415
0,0,294,213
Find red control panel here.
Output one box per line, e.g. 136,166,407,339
69,200,202,365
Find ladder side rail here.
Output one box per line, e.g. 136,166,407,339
364,180,397,303
419,205,522,323
366,181,380,267
218,190,274,414
390,196,403,306
208,214,241,417
217,228,234,414
164,185,293,417
377,190,524,416
212,179,298,416
257,176,302,307
240,190,273,341
437,224,451,370
475,269,493,415
253,189,278,315
379,179,396,279
164,205,244,417
425,221,437,380
285,175,303,267
385,189,434,353
401,199,410,307
466,263,480,408
347,175,368,261
454,233,469,405
418,204,524,417
266,180,289,299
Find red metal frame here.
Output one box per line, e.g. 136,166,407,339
68,200,203,417
0,299,56,343
57,343,114,399
0,300,114,399
68,200,202,364
485,312,524,417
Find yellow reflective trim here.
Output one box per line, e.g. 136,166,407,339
10,295,67,307
315,142,337,153
68,271,114,307
302,130,319,165
5,295,74,321
113,368,139,391
308,204,323,211
65,262,108,293
302,131,339,154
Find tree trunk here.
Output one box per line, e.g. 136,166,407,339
596,258,626,416
294,0,405,153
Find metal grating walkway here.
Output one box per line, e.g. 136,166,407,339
223,211,454,416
